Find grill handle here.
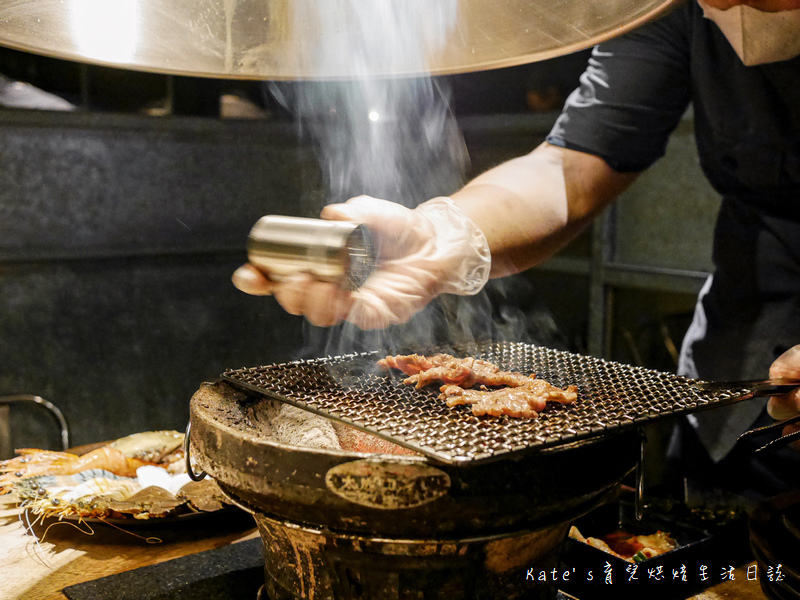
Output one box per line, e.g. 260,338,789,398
184,421,207,482
694,378,800,396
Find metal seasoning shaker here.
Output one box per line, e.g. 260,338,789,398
247,216,376,290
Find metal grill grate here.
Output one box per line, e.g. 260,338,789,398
222,341,752,465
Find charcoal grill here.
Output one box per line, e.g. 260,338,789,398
221,340,751,465
189,376,641,600
191,340,760,599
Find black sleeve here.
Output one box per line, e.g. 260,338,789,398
547,6,693,173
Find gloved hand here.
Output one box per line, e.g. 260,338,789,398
232,195,491,329
767,345,800,449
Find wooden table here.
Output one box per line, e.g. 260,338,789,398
0,498,259,600
1,498,768,600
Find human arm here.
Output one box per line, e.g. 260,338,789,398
452,141,638,278
232,142,638,328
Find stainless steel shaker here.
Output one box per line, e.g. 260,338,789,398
247,216,376,290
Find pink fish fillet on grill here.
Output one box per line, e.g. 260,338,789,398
378,353,578,418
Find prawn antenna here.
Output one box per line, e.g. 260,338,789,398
96,516,162,544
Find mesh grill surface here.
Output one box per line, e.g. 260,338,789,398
222,341,750,464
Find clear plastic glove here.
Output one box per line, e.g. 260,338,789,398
767,345,800,449
232,195,491,329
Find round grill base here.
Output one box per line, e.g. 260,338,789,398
254,511,568,600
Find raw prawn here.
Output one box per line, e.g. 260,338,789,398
0,446,150,493
0,430,186,493
1,430,229,523
14,469,127,499
22,476,141,519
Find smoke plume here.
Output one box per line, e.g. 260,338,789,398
268,1,563,359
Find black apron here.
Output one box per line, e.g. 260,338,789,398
547,1,800,496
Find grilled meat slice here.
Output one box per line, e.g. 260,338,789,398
379,353,532,389
379,352,578,418
440,380,578,418
377,354,436,376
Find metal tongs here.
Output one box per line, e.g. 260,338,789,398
695,378,800,452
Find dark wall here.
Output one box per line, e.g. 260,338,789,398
0,110,324,450
0,108,559,452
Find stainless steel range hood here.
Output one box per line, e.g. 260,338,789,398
0,0,683,80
